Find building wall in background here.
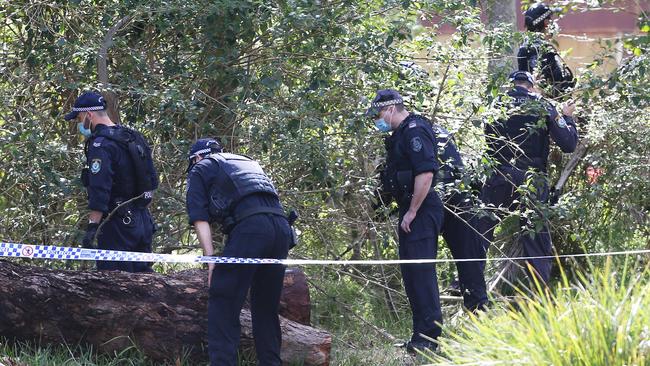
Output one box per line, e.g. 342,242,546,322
424,1,649,72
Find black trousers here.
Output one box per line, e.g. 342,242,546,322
96,207,154,272
398,197,444,343
479,167,553,284
208,214,291,366
441,191,488,309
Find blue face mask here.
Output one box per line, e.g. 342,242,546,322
78,121,92,138
375,118,391,132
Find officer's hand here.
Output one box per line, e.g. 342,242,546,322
561,100,576,117
400,210,417,234
82,223,99,249
207,263,215,287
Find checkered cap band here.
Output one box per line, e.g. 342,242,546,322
72,105,105,112
190,148,212,158
371,98,403,108
532,9,553,25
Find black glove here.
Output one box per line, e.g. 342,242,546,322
287,210,299,250
549,187,561,205
82,223,99,249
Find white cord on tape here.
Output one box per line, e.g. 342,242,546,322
1,242,649,266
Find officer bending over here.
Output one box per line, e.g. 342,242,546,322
480,71,578,284
368,89,443,352
185,138,292,366
64,92,158,272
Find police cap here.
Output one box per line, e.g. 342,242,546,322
64,91,106,121
509,70,536,86
365,89,404,119
187,138,223,172
524,2,561,30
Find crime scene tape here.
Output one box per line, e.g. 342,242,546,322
1,241,650,266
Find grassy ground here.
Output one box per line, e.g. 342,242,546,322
2,259,649,365
429,258,650,365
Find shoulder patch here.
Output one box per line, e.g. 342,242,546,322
91,136,105,148
410,137,423,152
556,116,568,129
90,159,102,174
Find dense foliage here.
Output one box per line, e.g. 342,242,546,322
0,0,648,363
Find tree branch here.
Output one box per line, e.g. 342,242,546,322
97,14,136,125
554,139,589,193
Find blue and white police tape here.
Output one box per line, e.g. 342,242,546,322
0,242,279,265
2,241,650,266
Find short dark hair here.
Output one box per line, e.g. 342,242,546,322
392,103,405,112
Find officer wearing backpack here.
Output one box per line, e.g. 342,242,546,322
480,71,578,284
368,89,444,352
64,91,158,272
517,2,576,99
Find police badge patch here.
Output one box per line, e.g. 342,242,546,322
90,159,102,174
411,137,423,152
556,116,568,129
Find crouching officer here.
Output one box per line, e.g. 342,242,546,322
64,91,158,272
517,2,576,100
368,89,444,352
480,71,578,284
434,125,488,311
185,138,292,366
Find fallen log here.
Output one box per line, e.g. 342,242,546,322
0,261,330,365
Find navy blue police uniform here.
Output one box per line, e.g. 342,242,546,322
433,123,488,310
517,3,576,99
83,124,158,272
382,113,444,347
517,39,575,99
480,78,578,283
186,145,291,366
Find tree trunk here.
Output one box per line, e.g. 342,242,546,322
97,15,134,125
0,261,330,365
484,0,523,291
486,0,518,76
277,267,312,326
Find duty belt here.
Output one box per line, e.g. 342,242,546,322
399,186,438,205
233,206,286,223
222,206,287,234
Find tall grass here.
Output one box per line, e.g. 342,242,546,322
429,258,650,366
4,259,649,365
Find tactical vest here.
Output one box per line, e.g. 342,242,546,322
83,126,157,205
205,153,279,227
487,89,550,170
382,114,437,203
518,39,575,99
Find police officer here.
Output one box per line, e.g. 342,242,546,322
185,138,292,366
367,89,443,352
517,2,576,99
64,91,158,272
480,71,578,284
434,125,489,311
